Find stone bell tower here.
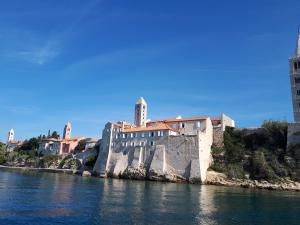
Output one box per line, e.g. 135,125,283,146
289,33,300,122
134,97,147,127
63,122,72,139
7,128,14,143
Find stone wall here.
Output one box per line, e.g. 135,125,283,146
93,118,213,183
287,122,300,147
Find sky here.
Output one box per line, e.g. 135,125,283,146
0,0,299,141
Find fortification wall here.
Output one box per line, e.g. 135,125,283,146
93,119,213,183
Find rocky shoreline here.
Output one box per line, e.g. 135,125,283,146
1,165,300,192
205,171,300,192
0,165,76,175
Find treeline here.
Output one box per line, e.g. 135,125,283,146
210,120,300,182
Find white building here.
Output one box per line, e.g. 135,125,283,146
93,97,235,183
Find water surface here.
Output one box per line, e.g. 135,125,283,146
0,169,299,225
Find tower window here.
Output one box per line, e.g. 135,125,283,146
295,77,300,83
295,62,298,70
297,90,300,95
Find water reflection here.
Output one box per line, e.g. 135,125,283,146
0,169,300,225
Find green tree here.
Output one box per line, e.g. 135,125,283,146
74,140,87,154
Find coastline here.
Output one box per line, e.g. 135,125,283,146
205,171,300,192
0,165,75,175
1,165,300,192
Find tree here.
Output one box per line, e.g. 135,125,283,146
50,131,60,139
74,140,87,154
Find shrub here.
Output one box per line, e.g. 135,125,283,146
251,151,277,181
226,163,245,179
85,156,97,168
0,155,6,165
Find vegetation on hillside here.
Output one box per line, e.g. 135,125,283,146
210,120,300,182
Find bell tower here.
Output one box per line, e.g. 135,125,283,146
134,97,147,127
63,122,72,139
7,129,14,143
289,33,300,122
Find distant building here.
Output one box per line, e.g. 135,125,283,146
6,129,23,152
289,33,300,122
288,33,300,146
63,122,72,139
37,122,97,156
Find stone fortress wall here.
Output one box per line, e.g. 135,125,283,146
93,98,235,183
93,118,214,182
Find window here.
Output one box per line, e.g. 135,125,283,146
295,77,300,83
181,123,185,128
141,132,145,138
297,90,300,95
151,132,154,137
157,131,161,136
150,141,154,146
122,142,125,147
122,134,125,138
197,121,201,128
130,133,133,138
131,142,135,147
295,62,298,71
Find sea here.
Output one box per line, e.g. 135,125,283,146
0,169,299,225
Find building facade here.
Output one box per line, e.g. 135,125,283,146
93,97,235,183
288,34,300,147
37,122,93,156
289,34,300,122
6,129,23,152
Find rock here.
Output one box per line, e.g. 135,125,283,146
82,171,92,176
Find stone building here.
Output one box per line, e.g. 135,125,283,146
288,33,300,146
93,97,234,183
38,122,91,156
6,129,23,152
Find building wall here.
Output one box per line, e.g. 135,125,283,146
221,113,235,131
287,123,300,147
289,58,300,122
93,118,213,183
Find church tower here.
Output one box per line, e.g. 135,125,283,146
134,97,147,127
63,122,72,139
7,129,14,143
289,34,300,122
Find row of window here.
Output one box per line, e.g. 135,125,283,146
116,131,164,139
294,61,300,71
119,141,155,147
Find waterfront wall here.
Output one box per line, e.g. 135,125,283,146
93,119,213,183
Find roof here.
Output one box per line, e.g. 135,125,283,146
136,97,147,105
148,117,221,123
122,123,177,133
85,138,98,143
8,140,23,145
41,138,62,142
63,137,85,143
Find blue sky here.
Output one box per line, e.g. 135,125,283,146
0,0,299,141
